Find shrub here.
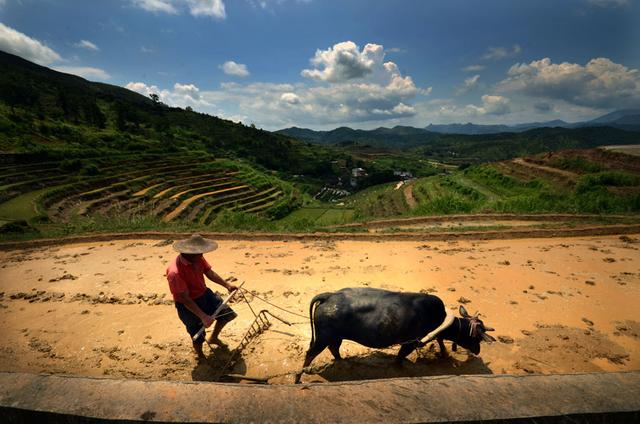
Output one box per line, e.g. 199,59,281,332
550,156,602,173
59,158,83,172
576,171,640,194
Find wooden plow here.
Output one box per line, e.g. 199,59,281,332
217,309,292,382
197,282,294,382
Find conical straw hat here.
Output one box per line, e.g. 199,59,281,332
173,234,218,254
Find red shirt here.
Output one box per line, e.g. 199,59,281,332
166,254,212,302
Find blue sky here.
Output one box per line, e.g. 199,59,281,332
1,0,639,130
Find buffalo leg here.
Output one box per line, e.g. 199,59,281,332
395,342,419,365
437,338,449,358
328,340,342,360
294,341,328,384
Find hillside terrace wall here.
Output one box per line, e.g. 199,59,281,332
0,371,638,423
2,224,640,251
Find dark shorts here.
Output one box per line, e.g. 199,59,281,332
175,288,237,344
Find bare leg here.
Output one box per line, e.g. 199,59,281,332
437,338,449,358
193,342,206,360
207,320,229,346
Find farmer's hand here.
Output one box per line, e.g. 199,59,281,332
202,315,215,328
226,284,238,293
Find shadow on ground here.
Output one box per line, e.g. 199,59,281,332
191,345,247,382
316,350,493,382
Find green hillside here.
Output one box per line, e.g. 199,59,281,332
278,124,640,164
0,50,340,178
344,148,640,221
1,50,639,239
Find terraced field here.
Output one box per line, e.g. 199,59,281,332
0,154,293,231
337,147,640,221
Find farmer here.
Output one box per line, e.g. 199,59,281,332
166,234,238,359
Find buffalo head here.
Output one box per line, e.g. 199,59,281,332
453,305,496,355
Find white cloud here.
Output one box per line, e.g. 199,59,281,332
74,40,99,51
126,40,429,129
130,0,225,18
131,0,178,14
188,41,429,128
125,81,212,108
462,64,485,72
280,92,300,105
0,22,61,65
220,60,250,77
482,44,521,60
455,74,480,95
497,57,640,109
54,66,111,80
416,94,511,124
186,0,225,18
477,94,510,115
200,73,423,127
301,41,383,82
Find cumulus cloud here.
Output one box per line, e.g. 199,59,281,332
301,41,383,82
462,64,485,72
74,40,99,51
497,57,640,109
0,22,61,65
220,60,250,77
280,92,300,105
455,74,480,95
200,41,429,127
186,0,225,18
131,0,225,18
132,40,429,129
418,94,511,123
482,44,521,60
476,95,511,115
54,66,111,80
131,0,178,14
125,81,212,108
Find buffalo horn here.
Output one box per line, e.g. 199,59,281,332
481,332,496,342
420,309,455,344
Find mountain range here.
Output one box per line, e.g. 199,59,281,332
2,48,639,170
277,109,640,142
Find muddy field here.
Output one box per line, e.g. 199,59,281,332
0,235,639,384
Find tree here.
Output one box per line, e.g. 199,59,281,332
149,93,160,103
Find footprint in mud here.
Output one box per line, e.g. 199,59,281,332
28,337,57,358
514,324,629,374
613,321,640,340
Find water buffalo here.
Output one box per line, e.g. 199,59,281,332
295,287,495,383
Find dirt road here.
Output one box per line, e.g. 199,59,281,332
0,234,639,384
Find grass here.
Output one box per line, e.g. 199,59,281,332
343,182,409,219
0,186,60,221
549,156,603,173
278,207,355,227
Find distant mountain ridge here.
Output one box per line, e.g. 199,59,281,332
425,110,640,134
277,109,640,141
